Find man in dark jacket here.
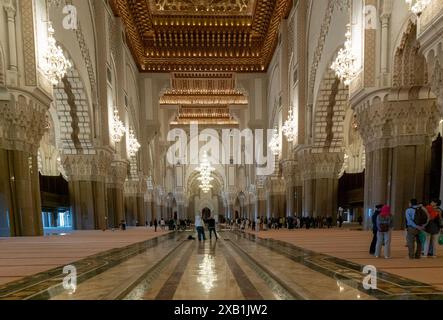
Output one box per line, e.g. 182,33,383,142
370,205,383,255
207,216,218,240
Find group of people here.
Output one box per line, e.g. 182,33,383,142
225,215,347,232
194,215,218,241
369,199,443,259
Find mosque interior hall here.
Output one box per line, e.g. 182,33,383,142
1,0,443,301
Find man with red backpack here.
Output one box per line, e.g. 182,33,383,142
405,199,430,259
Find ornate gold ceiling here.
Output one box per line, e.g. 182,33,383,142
110,0,292,72
171,106,239,125
159,72,248,105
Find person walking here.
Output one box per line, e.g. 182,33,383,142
424,199,442,258
370,205,383,255
195,214,206,241
375,205,394,259
207,215,218,240
406,199,429,259
153,219,158,232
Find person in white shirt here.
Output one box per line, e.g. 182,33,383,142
195,215,206,241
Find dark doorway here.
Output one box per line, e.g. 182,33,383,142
430,134,442,200
338,171,365,222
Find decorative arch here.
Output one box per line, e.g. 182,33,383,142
54,61,94,154
312,66,348,152
392,21,427,88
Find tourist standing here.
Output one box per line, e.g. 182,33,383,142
424,199,442,258
160,217,165,230
207,215,218,240
406,199,429,259
369,205,383,255
154,219,158,232
195,214,206,241
375,205,394,259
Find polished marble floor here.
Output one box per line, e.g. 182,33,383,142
1,230,443,300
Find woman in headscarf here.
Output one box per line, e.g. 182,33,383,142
375,205,394,259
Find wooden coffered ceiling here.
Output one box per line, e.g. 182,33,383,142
171,106,239,125
110,0,292,72
159,72,248,105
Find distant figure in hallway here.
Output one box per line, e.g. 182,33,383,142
369,204,383,255
195,214,206,241
337,215,344,228
375,205,393,259
120,220,126,231
160,217,165,230
406,199,429,259
154,219,158,232
207,215,218,240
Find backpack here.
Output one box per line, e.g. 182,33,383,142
414,207,428,226
379,223,390,232
378,215,391,232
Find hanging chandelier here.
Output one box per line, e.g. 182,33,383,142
330,24,358,86
268,127,280,156
111,107,126,143
128,128,141,157
405,0,431,15
282,107,297,142
196,152,215,194
42,22,72,85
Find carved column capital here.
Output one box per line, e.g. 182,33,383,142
0,92,49,154
107,160,128,188
124,174,147,196
354,88,439,152
61,149,112,182
3,0,16,19
298,150,344,180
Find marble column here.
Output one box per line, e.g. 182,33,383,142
355,91,439,229
0,150,42,236
62,150,112,230
106,160,127,228
0,93,49,236
299,151,344,221
282,160,297,217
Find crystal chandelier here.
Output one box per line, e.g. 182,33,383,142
42,22,72,85
330,24,358,86
111,107,126,143
282,107,297,142
128,128,141,157
196,152,215,194
405,0,431,15
268,127,280,156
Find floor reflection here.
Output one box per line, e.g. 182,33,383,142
197,254,218,293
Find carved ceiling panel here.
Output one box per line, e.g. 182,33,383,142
110,0,292,72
